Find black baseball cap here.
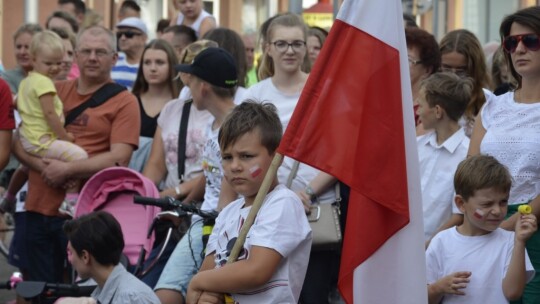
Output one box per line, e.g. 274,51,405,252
176,47,238,88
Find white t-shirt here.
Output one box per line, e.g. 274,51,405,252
206,184,312,303
178,86,247,105
175,9,215,38
244,78,335,201
157,99,212,189
417,128,469,240
199,121,222,213
426,227,535,304
480,91,540,204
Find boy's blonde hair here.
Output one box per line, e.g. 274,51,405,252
180,39,218,64
218,100,282,153
30,30,65,58
421,72,472,122
454,155,512,201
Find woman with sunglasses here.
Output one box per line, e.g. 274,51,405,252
129,39,180,172
468,6,540,303
433,29,493,137
246,13,341,304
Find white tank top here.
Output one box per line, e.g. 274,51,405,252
175,9,214,38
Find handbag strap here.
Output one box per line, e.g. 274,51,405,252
64,83,126,126
285,160,300,188
177,99,192,183
286,160,341,203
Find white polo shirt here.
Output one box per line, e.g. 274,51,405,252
417,128,469,240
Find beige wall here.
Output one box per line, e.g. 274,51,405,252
0,0,295,70
1,0,115,70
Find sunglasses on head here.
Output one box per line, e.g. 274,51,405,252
503,34,540,53
117,31,142,39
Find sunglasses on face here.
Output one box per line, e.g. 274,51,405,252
117,31,143,39
503,34,540,53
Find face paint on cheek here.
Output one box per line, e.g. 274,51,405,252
249,165,262,178
473,209,485,219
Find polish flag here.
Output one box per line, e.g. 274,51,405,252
277,0,427,303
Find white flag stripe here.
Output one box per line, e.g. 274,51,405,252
338,0,428,303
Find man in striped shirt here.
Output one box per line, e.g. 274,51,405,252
111,17,147,90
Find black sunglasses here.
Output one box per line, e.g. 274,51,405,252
116,31,143,39
503,34,540,53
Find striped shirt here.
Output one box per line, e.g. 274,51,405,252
111,52,139,91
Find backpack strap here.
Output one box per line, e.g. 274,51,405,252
64,83,126,126
177,99,193,182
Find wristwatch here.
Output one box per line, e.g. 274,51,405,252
304,185,317,201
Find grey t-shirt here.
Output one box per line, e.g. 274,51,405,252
91,264,160,304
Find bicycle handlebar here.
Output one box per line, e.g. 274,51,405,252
133,196,218,220
11,281,95,299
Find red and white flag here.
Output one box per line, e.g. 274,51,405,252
277,0,427,303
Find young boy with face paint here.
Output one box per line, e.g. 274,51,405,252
186,101,312,304
154,47,240,304
426,155,537,304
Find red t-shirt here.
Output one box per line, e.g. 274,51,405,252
0,78,15,130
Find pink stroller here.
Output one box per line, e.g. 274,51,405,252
75,167,160,269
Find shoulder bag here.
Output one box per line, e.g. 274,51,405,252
64,83,126,126
286,161,342,250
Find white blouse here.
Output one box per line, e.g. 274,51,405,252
480,91,540,204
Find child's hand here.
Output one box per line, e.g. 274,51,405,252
197,291,224,304
186,282,202,304
434,271,471,296
515,214,537,243
66,132,75,143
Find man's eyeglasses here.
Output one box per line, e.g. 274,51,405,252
117,31,143,39
503,34,540,53
271,40,306,53
77,48,114,58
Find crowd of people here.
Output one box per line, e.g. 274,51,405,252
0,0,539,303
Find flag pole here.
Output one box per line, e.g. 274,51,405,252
226,153,284,263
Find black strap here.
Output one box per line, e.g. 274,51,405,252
64,83,126,126
177,99,192,182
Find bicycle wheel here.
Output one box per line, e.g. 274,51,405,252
0,212,14,258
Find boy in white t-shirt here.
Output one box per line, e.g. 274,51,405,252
426,155,536,304
416,72,471,242
186,101,312,303
154,47,239,304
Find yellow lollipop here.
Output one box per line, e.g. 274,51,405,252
518,205,532,215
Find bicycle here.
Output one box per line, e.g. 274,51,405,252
133,196,219,257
